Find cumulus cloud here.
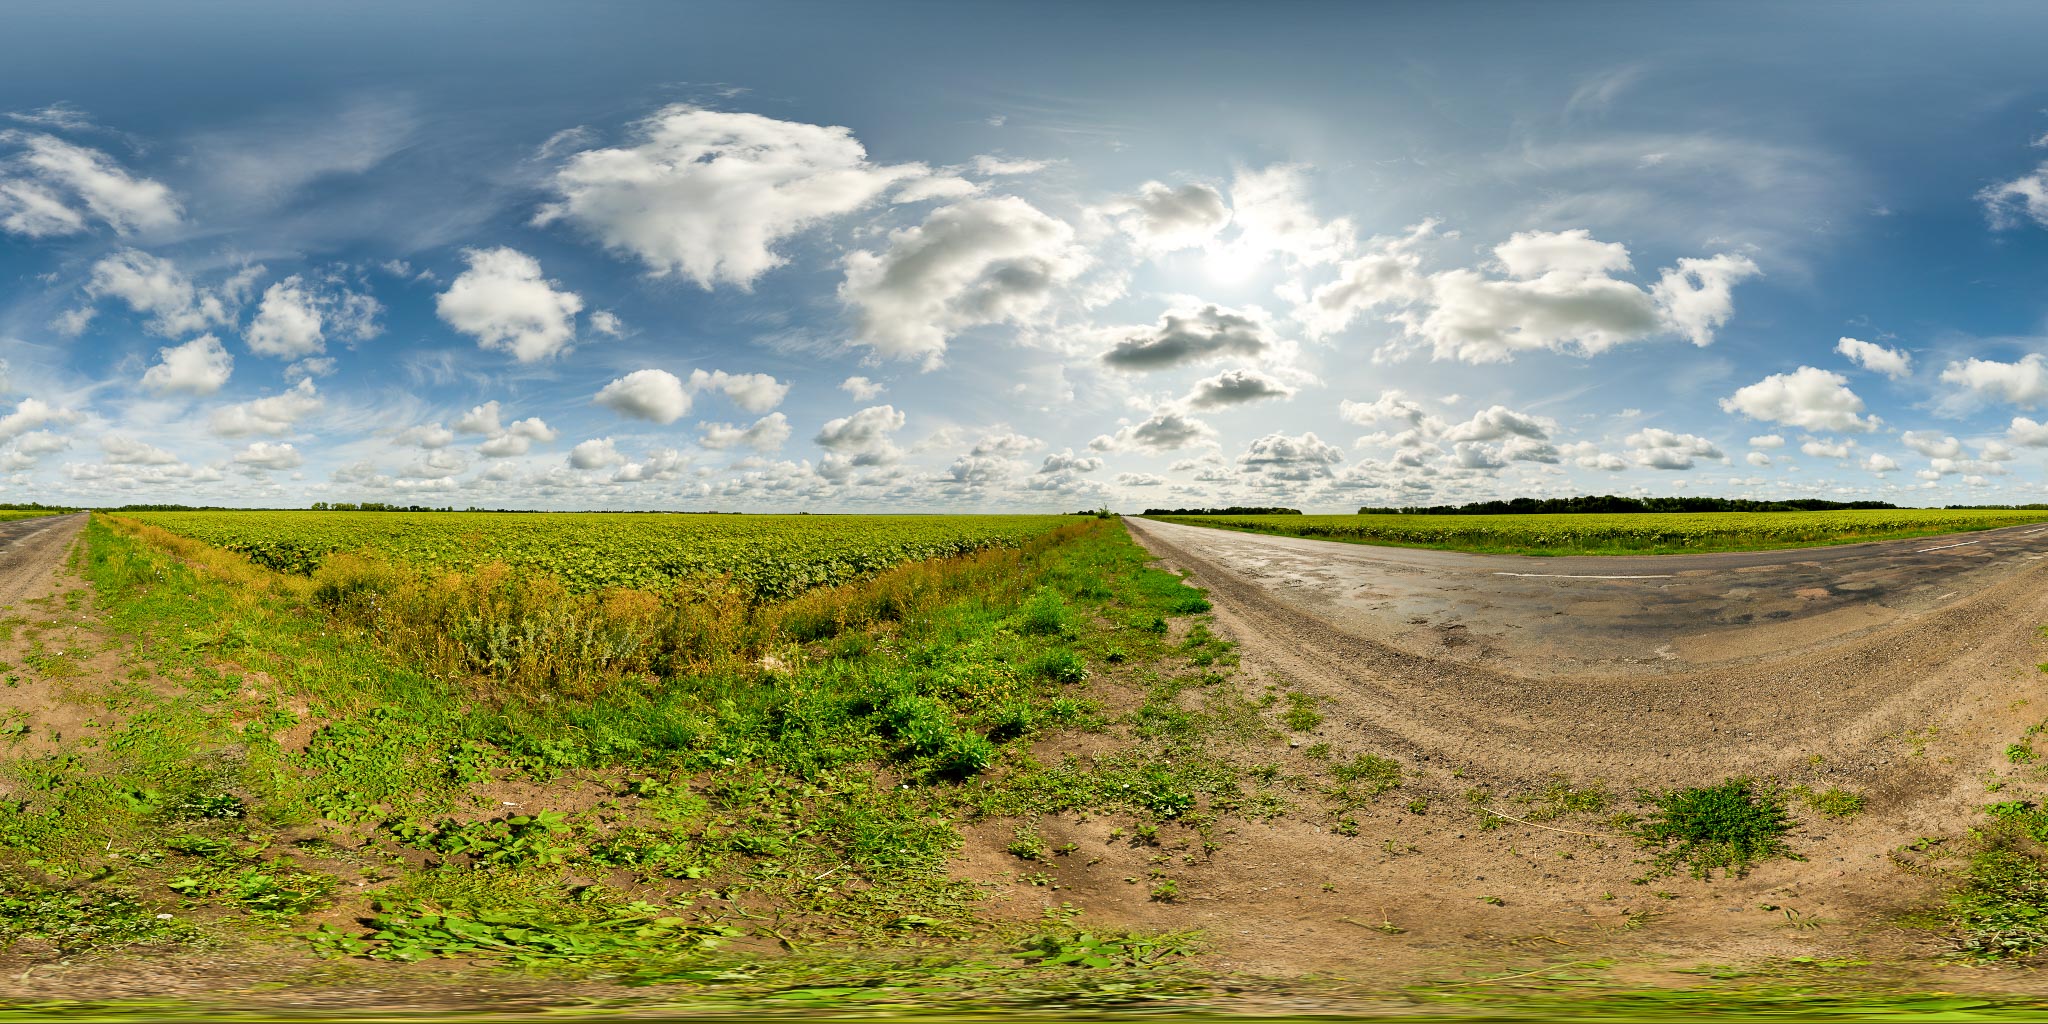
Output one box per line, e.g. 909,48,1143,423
1627,427,1724,469
1835,336,1911,379
1940,353,2048,407
840,375,884,400
435,247,584,362
1038,448,1103,474
1238,431,1343,480
968,430,1042,458
612,447,690,483
245,274,382,358
1746,451,1773,467
84,249,251,337
1801,438,1853,459
0,398,78,445
1980,162,2048,230
2007,416,2048,446
1104,180,1231,253
700,412,792,452
1863,453,1899,473
1302,224,1759,362
594,369,689,424
537,105,919,287
1215,164,1354,270
687,369,789,413
569,438,626,470
140,334,233,395
814,404,906,466
1719,366,1879,432
1100,406,1215,452
1338,389,1442,432
476,416,558,458
1100,303,1274,371
210,378,321,436
396,422,454,449
1748,434,1785,448
588,310,623,336
1183,367,1296,409
840,196,1090,365
1442,405,1555,443
1901,430,1963,459
234,441,303,471
0,130,180,237
101,434,181,466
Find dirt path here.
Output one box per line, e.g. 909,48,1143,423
0,513,87,609
1123,515,2048,792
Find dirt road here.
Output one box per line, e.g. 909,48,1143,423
0,513,86,609
1123,515,2048,789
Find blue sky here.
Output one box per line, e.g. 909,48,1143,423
4,1,2048,511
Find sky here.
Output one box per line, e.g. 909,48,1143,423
4,1,2048,512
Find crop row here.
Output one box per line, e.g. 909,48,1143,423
1147,509,2048,554
116,511,1075,600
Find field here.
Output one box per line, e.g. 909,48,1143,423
1145,508,2048,555
117,510,1073,599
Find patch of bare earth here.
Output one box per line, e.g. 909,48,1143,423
936,517,2048,992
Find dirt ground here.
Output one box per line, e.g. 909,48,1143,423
943,517,2048,990
9,513,2048,1010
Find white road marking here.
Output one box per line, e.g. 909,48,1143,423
1917,541,1980,553
1492,572,1675,580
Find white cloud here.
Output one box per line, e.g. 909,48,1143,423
435,247,584,362
1627,427,1724,469
396,422,455,449
1940,353,2048,407
1863,453,1899,473
840,196,1090,365
1719,366,1878,432
840,375,884,400
613,447,690,483
0,131,180,237
2007,416,2048,447
537,105,918,287
1748,434,1785,448
0,398,77,444
244,274,380,359
1038,448,1103,474
101,434,180,465
594,369,690,424
700,412,792,452
687,369,789,413
1215,165,1354,270
234,441,303,471
969,430,1043,458
475,416,558,458
85,249,247,337
1338,389,1442,432
1801,438,1852,459
569,437,626,470
1116,472,1168,487
972,155,1052,176
1746,451,1773,467
1099,303,1274,371
14,431,69,456
1101,407,1216,452
1183,367,1296,409
1105,180,1231,254
1442,405,1555,443
210,378,321,436
589,310,623,336
814,404,905,465
1901,430,1963,459
140,334,233,395
1238,431,1343,480
1835,336,1911,379
1980,161,2048,230
1301,224,1758,362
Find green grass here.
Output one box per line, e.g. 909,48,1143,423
1633,778,1801,879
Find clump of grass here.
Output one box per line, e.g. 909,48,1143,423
1017,589,1073,638
1634,778,1800,879
1330,754,1402,795
1942,849,2048,960
1796,785,1866,821
1281,693,1323,731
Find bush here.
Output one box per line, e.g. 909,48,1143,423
1635,778,1799,879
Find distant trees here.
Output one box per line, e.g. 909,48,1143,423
1144,506,1303,516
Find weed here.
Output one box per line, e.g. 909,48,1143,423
1330,753,1402,795
1633,778,1801,879
1796,786,1866,821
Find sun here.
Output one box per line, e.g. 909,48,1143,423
1201,242,1266,284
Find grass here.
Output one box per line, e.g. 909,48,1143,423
0,512,1248,984
1633,778,1801,879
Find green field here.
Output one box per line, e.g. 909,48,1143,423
1146,508,2048,555
116,510,1073,599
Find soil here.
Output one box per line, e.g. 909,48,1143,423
946,515,2048,991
